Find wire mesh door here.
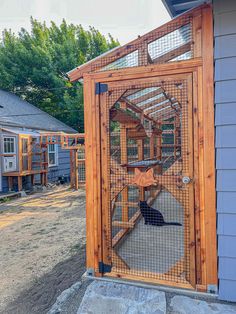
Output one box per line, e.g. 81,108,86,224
100,73,195,288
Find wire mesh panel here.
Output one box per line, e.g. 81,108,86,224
92,15,193,73
100,75,195,287
78,145,86,184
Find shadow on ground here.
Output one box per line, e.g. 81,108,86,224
3,244,86,314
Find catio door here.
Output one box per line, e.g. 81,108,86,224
99,72,196,288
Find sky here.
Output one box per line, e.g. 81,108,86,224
0,0,171,44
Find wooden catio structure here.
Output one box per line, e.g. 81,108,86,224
68,4,217,292
2,130,85,191
39,132,85,190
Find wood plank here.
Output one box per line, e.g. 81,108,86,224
17,176,22,191
18,135,22,173
120,102,129,223
137,139,145,201
186,73,196,287
123,88,142,97
201,4,217,287
193,69,202,285
139,96,166,111
197,66,207,286
152,42,192,64
95,84,104,275
3,169,48,176
84,58,202,82
112,221,134,228
84,77,96,271
115,201,139,208
110,107,140,125
151,107,177,121
106,271,194,290
192,12,202,58
144,99,172,115
112,210,141,247
8,177,13,191
138,42,149,66
149,135,155,159
121,97,160,126
100,88,112,271
147,187,161,206
130,88,163,105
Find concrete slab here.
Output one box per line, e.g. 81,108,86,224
170,295,236,314
77,281,166,314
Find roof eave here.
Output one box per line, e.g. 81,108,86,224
161,0,176,18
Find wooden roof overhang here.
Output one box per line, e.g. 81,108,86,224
67,4,208,82
66,4,210,123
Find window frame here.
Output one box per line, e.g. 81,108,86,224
48,143,58,167
3,136,16,155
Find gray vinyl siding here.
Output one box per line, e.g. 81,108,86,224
214,0,236,301
2,177,8,192
47,145,70,182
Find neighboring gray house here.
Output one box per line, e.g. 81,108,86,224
163,0,236,303
0,89,77,193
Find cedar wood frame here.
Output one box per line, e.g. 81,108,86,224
68,4,217,291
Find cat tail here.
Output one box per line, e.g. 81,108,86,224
164,222,182,226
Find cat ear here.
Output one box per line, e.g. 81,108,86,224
146,168,154,175
135,168,141,175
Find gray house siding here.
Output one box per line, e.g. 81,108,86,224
214,0,236,301
47,145,71,182
2,177,8,192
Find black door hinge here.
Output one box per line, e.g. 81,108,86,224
98,262,112,273
95,83,108,95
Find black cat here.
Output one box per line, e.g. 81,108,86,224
139,201,182,226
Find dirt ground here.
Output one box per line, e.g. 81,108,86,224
0,185,86,314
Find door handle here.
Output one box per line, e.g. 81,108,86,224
182,176,191,184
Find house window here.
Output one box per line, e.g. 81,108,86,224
3,137,16,154
48,144,58,167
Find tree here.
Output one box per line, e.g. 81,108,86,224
0,19,119,132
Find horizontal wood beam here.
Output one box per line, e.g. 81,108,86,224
112,210,141,247
130,88,163,105
138,96,167,111
110,107,141,125
144,99,172,115
123,88,142,98
152,42,192,64
112,221,134,228
121,98,161,126
115,201,139,207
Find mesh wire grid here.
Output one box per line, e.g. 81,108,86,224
101,78,192,284
78,145,86,184
91,16,193,73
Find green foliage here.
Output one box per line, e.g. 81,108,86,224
0,18,119,132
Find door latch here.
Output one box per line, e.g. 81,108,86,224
182,176,191,184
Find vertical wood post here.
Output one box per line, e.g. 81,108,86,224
120,102,129,222
137,139,145,200
201,5,217,288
